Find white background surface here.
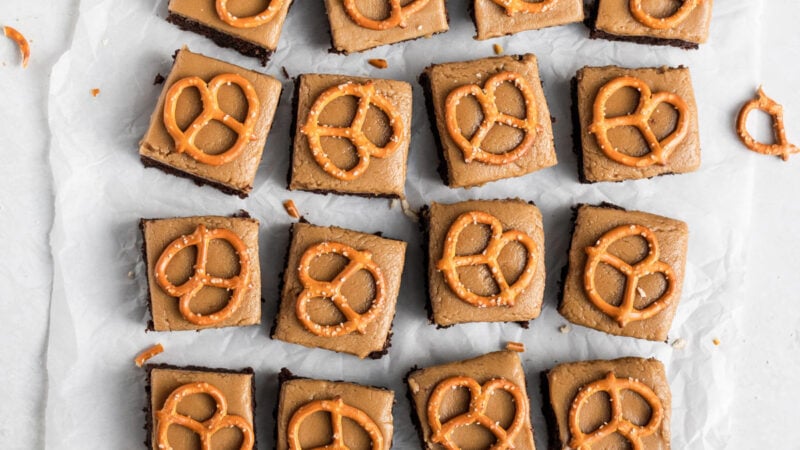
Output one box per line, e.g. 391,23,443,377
0,0,797,449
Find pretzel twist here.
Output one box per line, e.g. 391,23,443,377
163,73,260,166
287,397,385,450
630,0,702,30
301,81,406,180
343,0,430,30
736,87,799,161
295,242,386,337
436,211,537,308
490,0,557,16
568,372,664,450
583,224,675,327
445,71,539,165
155,224,251,326
3,26,29,68
589,76,690,167
156,382,254,450
216,0,284,28
427,376,528,450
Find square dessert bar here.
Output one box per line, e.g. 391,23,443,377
589,0,713,48
324,0,449,54
289,73,412,198
559,204,688,341
146,365,256,450
421,54,557,188
140,48,282,198
166,0,294,65
141,213,261,331
542,357,671,450
573,65,700,183
424,199,546,327
275,368,394,450
472,0,584,40
272,222,407,359
406,351,536,449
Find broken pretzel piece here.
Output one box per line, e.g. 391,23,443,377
4,26,29,68
736,87,799,161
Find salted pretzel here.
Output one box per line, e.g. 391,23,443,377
343,0,430,30
300,81,406,180
490,0,556,15
287,397,384,450
445,71,539,165
583,224,676,327
630,0,702,30
216,0,283,28
156,382,254,450
427,376,528,450
295,241,386,337
155,224,251,326
163,73,260,166
589,75,690,167
3,26,29,68
568,372,664,450
736,87,799,161
436,211,537,308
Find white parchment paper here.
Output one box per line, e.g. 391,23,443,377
45,1,760,448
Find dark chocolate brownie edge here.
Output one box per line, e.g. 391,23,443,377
286,75,301,190
585,1,698,50
539,369,561,450
271,223,297,339
145,364,256,450
165,13,273,66
404,366,428,448
140,155,249,198
418,69,451,186
140,219,156,332
571,75,589,184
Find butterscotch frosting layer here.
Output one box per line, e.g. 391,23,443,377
425,54,556,188
143,215,261,331
139,48,282,194
276,377,394,450
576,65,700,182
273,222,406,358
149,366,254,450
560,204,688,341
545,357,671,450
324,0,449,54
407,350,535,449
595,0,713,44
473,0,584,40
168,0,293,50
427,199,546,326
290,73,412,198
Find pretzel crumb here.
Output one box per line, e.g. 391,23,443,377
127,270,135,279
91,88,101,97
712,338,721,346
134,343,164,367
506,341,525,352
368,58,388,69
283,199,300,219
559,324,571,334
671,338,687,350
401,199,419,222
4,26,30,68
493,44,503,55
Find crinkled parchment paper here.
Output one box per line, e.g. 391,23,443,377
44,1,760,448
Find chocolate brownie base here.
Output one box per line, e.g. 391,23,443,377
140,155,250,199
539,370,560,450
418,71,450,186
586,1,699,50
166,13,272,66
144,364,257,450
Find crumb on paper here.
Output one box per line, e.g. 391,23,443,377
408,378,420,394
102,38,109,46
368,58,388,69
637,287,646,297
3,25,30,68
281,66,290,79
283,199,301,219
671,338,687,350
153,73,165,85
713,338,721,346
505,341,525,352
559,324,571,334
127,270,135,279
493,43,503,55
134,343,164,367
91,88,100,97
400,199,419,222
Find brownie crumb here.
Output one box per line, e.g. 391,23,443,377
153,73,165,85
